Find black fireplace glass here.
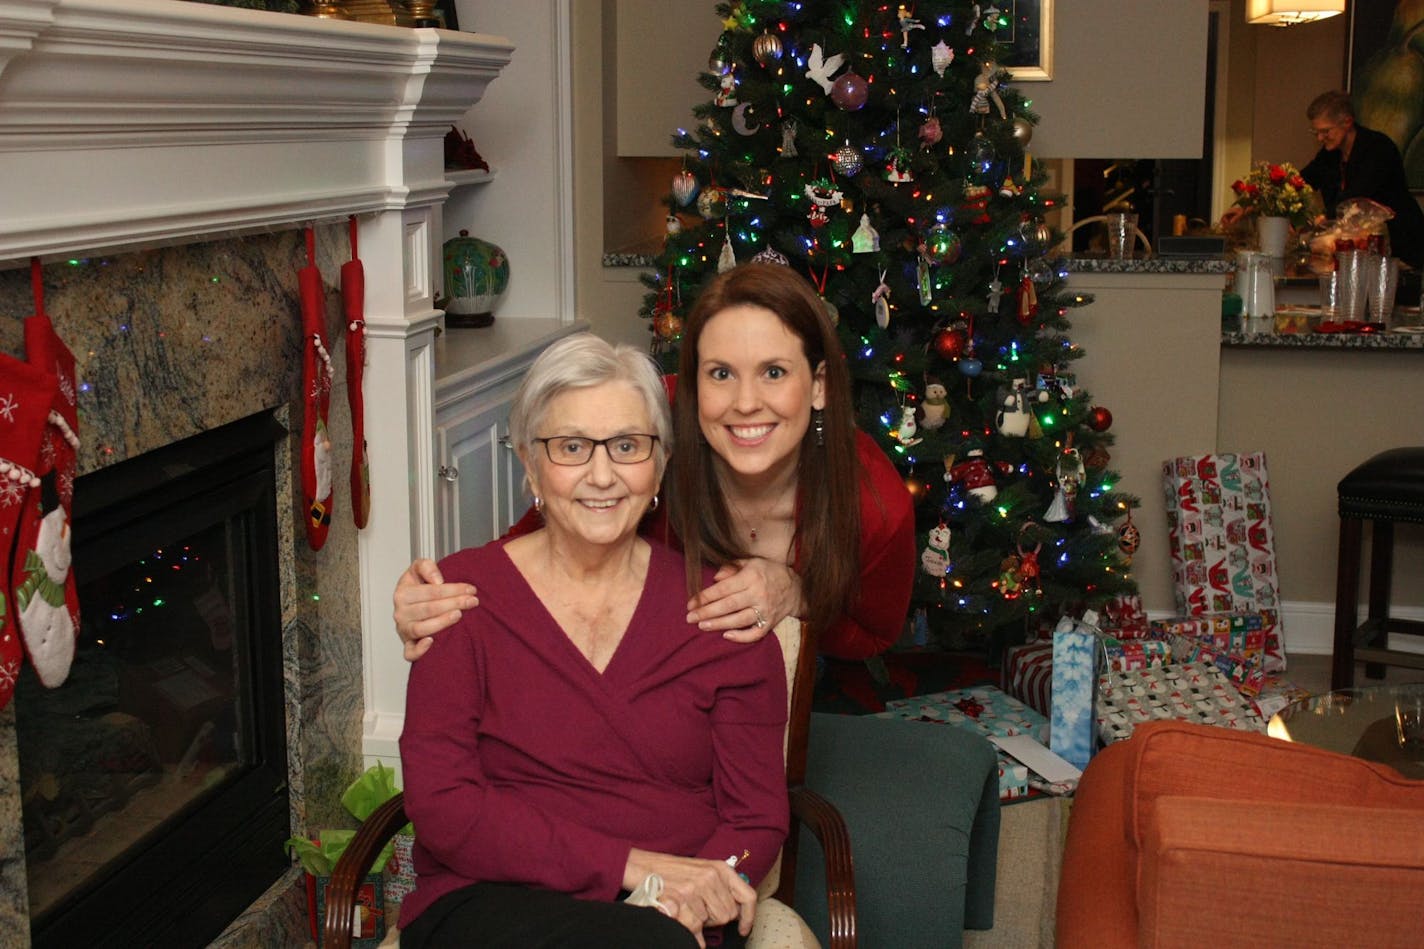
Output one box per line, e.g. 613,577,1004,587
15,412,290,948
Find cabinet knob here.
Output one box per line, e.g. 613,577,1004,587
497,435,513,449
438,465,459,482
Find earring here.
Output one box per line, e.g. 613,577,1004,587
813,409,825,447
648,493,660,512
533,495,544,514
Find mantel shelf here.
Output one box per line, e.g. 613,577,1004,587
445,168,498,187
0,0,513,261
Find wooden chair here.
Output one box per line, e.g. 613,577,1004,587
321,618,857,948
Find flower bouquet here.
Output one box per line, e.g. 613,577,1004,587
1229,162,1317,228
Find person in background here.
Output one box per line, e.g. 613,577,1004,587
1300,89,1424,269
397,333,787,949
393,262,915,668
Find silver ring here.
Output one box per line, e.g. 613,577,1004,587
752,607,767,629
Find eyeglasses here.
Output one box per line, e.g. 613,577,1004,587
1309,123,1341,139
534,434,660,466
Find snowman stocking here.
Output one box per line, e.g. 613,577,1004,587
299,227,335,550
0,355,63,706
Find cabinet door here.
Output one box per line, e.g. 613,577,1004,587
435,398,526,559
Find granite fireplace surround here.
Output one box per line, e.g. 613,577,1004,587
0,232,363,947
0,1,513,944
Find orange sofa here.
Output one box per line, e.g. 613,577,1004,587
1057,720,1424,947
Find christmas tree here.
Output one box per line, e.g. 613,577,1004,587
643,0,1139,653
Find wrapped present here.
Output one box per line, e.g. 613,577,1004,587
1151,613,1265,659
1095,660,1265,745
1098,593,1150,639
1249,675,1312,720
1050,615,1099,770
1099,635,1172,672
878,686,1049,800
1162,452,1286,671
1003,638,1054,717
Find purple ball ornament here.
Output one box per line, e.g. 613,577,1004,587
830,71,869,111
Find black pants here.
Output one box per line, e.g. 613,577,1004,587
399,882,748,949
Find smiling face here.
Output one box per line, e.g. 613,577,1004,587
695,303,826,491
1310,113,1353,153
523,381,661,550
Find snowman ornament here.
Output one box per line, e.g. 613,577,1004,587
921,521,952,577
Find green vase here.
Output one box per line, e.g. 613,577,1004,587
442,230,509,328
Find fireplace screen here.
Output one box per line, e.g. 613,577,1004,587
15,412,290,947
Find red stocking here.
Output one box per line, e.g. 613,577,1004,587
300,228,335,550
343,216,370,529
0,355,62,707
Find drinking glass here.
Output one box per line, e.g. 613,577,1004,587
1366,256,1400,325
1334,249,1368,322
1105,213,1138,260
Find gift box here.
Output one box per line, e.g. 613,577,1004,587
1248,675,1312,720
1162,452,1286,671
1003,638,1054,717
877,686,1049,800
1098,593,1150,639
1095,660,1265,745
307,870,386,946
1099,635,1172,672
1150,613,1267,694
1050,616,1099,770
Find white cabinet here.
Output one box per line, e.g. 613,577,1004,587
435,374,525,557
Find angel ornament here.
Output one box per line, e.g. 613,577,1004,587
780,119,799,157
1045,447,1087,523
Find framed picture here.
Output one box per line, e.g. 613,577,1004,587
1002,0,1053,81
1347,0,1424,190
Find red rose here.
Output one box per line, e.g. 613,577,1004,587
1268,164,1286,183
1289,175,1306,189
1231,179,1246,194
1245,183,1260,196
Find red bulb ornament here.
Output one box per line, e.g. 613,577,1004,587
1088,406,1113,432
934,328,967,359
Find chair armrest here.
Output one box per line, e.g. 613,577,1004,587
787,785,856,949
1139,796,1424,944
321,792,410,949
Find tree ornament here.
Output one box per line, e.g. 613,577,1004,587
997,555,1023,599
905,471,929,502
697,186,727,219
921,224,963,265
830,70,870,111
832,143,863,177
966,2,983,34
1044,447,1087,523
804,179,843,227
715,69,738,107
1088,405,1113,432
665,212,683,235
708,45,731,76
897,5,924,47
731,102,760,135
851,213,880,253
960,183,991,224
1117,509,1142,560
718,235,737,272
969,60,1007,121
1011,115,1033,147
751,246,790,266
1016,272,1039,324
752,30,783,66
931,40,955,76
933,327,966,359
820,296,840,326
995,377,1034,437
653,309,684,341
959,355,983,376
872,272,892,328
1016,524,1043,593
987,268,1004,311
946,448,1008,502
779,119,799,156
886,146,914,183
917,255,932,304
805,43,846,94
921,520,952,577
919,377,949,429
919,116,943,147
672,169,699,207
896,404,922,446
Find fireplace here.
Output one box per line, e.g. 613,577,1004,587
15,412,289,947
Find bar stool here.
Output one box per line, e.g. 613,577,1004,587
1331,447,1424,689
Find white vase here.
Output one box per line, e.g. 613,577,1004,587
1256,215,1290,258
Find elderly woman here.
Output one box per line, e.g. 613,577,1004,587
397,333,788,949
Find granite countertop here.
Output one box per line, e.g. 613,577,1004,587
1222,328,1424,349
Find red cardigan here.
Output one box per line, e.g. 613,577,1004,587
509,429,915,660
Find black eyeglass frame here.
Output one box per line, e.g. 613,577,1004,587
533,434,661,466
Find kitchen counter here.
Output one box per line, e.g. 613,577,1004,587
1223,328,1424,349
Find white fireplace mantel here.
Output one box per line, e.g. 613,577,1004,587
0,0,513,261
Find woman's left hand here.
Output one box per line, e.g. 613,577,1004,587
685,558,805,642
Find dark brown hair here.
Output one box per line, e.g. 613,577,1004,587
671,262,861,636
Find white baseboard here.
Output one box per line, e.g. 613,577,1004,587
1148,602,1424,657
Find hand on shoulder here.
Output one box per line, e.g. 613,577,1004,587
393,558,478,661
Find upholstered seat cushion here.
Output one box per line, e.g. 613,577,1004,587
1338,447,1424,522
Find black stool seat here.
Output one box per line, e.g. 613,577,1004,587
1338,448,1424,522
1332,447,1424,690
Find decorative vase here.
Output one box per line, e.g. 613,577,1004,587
1256,215,1290,259
442,230,510,328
